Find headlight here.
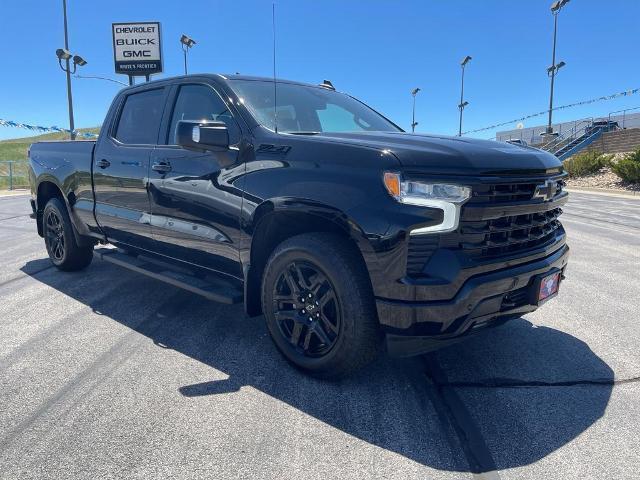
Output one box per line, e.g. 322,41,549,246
383,172,471,234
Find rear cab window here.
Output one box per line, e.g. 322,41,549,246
114,88,165,145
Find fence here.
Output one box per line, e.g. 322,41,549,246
0,161,29,190
497,108,640,144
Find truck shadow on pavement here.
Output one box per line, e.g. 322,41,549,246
23,258,614,473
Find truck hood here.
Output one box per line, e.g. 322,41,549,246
307,131,562,175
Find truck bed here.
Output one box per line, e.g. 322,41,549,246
29,140,96,173
29,140,98,237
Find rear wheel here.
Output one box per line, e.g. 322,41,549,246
261,233,381,378
43,198,93,271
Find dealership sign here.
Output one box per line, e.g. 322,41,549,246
112,22,162,77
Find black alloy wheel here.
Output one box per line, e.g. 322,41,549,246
261,233,381,378
45,209,65,261
272,261,341,357
42,197,93,271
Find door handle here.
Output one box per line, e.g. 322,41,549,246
152,162,172,173
96,159,111,169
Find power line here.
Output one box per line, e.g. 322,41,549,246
463,87,640,135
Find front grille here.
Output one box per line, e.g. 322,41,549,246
468,182,537,204
406,176,567,276
455,208,563,259
467,179,566,204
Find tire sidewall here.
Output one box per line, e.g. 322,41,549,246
262,241,366,374
43,198,74,267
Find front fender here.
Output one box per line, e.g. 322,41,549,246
249,197,378,258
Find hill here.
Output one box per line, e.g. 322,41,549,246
0,127,100,162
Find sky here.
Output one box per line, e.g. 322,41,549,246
1,0,640,142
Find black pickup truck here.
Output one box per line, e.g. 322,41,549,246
28,74,569,377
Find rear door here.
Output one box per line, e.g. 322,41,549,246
93,87,168,250
147,81,245,279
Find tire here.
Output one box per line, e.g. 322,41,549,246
261,233,381,378
42,198,93,271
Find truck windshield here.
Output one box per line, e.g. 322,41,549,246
229,79,402,134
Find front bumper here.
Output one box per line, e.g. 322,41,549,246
378,243,569,357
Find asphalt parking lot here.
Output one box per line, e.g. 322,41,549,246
0,190,639,480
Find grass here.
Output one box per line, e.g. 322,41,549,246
0,127,100,162
0,176,29,189
0,128,99,189
0,161,29,189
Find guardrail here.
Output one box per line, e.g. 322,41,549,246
539,119,594,152
607,106,640,129
0,161,29,190
538,119,621,160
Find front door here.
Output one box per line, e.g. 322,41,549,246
147,82,246,279
93,87,167,250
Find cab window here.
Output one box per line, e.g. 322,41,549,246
317,103,373,132
114,88,165,145
167,84,239,145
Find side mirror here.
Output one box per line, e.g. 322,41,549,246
176,120,229,152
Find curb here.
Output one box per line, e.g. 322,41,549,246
565,186,640,198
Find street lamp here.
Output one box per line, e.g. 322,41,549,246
56,50,87,72
56,48,72,61
544,0,571,136
180,34,196,75
72,55,87,67
56,0,87,140
411,87,421,133
55,48,88,140
458,55,472,136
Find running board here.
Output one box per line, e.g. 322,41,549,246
94,247,243,304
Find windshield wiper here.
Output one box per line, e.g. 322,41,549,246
281,131,321,135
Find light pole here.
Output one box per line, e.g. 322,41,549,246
411,87,421,133
56,48,87,141
458,55,472,136
180,34,196,75
545,0,570,136
58,0,86,140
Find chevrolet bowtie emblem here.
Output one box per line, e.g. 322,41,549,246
533,179,558,201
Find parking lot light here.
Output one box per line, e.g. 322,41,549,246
411,87,421,133
56,48,72,60
545,0,571,136
180,34,197,75
73,55,87,67
551,0,570,12
458,56,472,136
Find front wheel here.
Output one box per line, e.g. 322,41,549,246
261,233,381,378
43,198,93,271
